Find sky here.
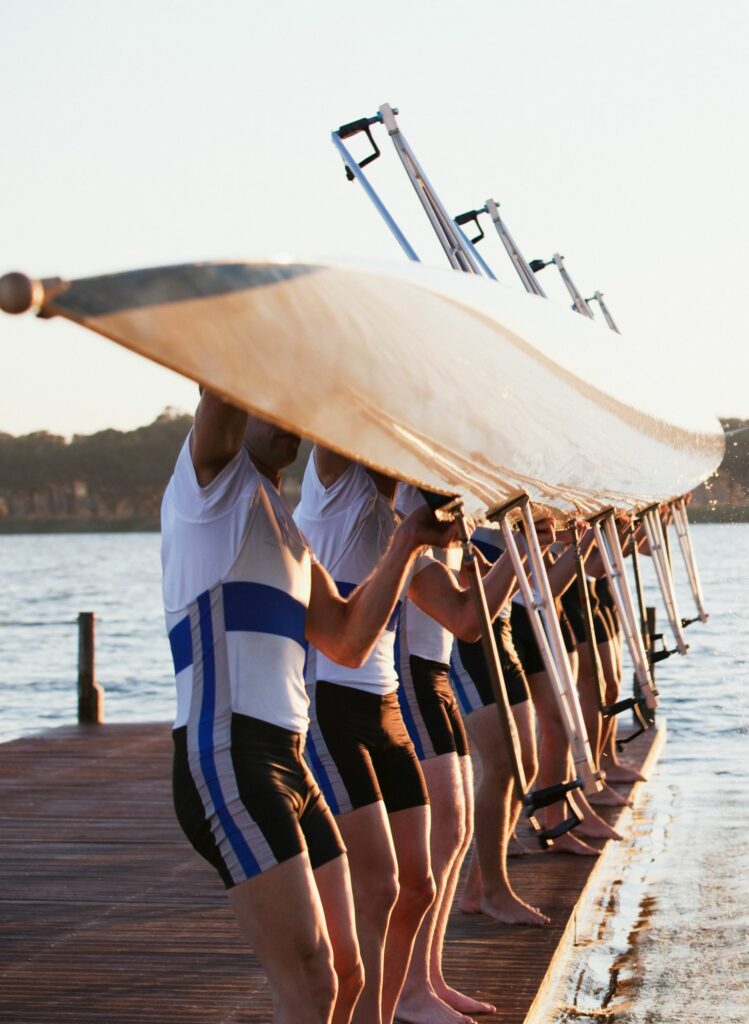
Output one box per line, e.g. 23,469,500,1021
2,0,748,437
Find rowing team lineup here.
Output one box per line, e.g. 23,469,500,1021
0,103,723,1024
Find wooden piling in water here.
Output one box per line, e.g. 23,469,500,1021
77,611,103,724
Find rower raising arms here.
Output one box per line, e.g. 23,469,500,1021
163,392,460,1024
394,488,496,1021
451,526,551,927
296,445,531,1024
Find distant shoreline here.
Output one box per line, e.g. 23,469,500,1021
1,507,748,534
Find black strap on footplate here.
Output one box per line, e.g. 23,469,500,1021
419,488,583,847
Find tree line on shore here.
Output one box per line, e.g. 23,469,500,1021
0,411,746,531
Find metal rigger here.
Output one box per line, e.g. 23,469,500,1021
332,102,607,844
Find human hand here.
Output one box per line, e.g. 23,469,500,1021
555,518,589,547
530,515,556,551
399,504,464,551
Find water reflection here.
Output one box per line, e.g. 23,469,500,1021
554,524,749,1023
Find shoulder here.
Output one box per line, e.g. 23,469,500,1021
165,431,258,523
395,483,426,517
298,451,375,517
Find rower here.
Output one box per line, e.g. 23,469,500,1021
161,392,463,1024
294,447,533,1024
450,524,551,923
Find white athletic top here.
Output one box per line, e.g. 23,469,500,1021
294,456,429,695
395,485,460,665
161,434,312,733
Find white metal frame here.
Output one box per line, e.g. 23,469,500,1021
640,506,689,655
483,199,546,296
591,511,659,710
671,497,709,623
590,290,620,333
549,253,594,317
490,498,602,794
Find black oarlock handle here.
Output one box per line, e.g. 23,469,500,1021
337,114,380,139
524,781,584,848
454,210,485,245
603,695,651,721
682,615,701,628
524,777,583,815
537,811,583,846
337,117,382,180
616,700,650,750
651,646,678,663
529,258,549,273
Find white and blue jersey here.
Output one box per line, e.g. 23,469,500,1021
161,436,343,888
293,456,431,815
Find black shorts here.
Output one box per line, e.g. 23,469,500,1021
562,582,611,645
454,617,530,711
595,578,621,634
304,681,429,816
172,714,345,889
509,602,576,678
561,584,587,646
398,655,470,759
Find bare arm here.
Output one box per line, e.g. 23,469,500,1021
305,506,460,667
191,391,248,487
408,545,526,643
546,528,596,597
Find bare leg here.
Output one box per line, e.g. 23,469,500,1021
228,852,338,1024
382,805,435,1024
461,703,549,924
396,755,476,1024
528,669,601,857
314,856,366,1024
597,636,647,783
337,802,400,1024
584,640,632,808
430,755,496,1017
576,641,603,769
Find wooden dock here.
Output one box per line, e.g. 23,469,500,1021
0,721,665,1023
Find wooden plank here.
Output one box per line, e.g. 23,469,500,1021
0,720,663,1023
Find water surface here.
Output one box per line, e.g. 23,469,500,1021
1,524,747,1022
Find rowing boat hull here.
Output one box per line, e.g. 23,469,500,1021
38,258,724,516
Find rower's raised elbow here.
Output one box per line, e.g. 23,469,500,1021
338,649,367,670
453,619,482,644
327,640,369,670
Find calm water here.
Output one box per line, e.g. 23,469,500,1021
553,523,749,1023
0,524,747,1021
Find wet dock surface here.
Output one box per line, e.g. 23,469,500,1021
0,722,664,1023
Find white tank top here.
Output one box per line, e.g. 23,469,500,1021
294,456,425,695
395,484,460,664
161,436,312,733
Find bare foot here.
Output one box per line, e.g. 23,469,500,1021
605,764,646,783
508,833,532,857
546,833,601,856
577,818,623,841
459,893,482,914
589,784,632,807
479,893,551,926
432,981,496,1016
396,988,475,1024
